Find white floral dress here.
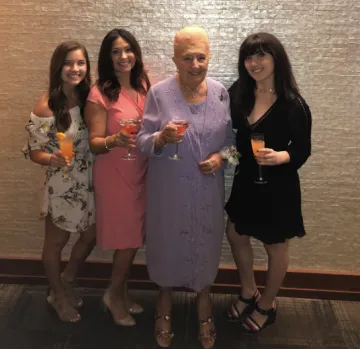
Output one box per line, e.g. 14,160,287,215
23,106,95,233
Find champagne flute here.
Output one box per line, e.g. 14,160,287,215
56,132,74,182
119,117,141,160
251,133,267,184
168,119,190,161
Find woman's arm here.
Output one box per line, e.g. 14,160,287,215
137,88,167,157
84,101,134,154
256,97,312,168
26,94,67,167
286,96,312,170
85,101,112,154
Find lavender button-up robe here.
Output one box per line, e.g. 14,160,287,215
137,75,235,291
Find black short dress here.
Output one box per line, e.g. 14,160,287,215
225,81,312,245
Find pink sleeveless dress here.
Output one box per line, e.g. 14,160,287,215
87,84,147,249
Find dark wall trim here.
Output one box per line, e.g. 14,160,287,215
1,258,359,301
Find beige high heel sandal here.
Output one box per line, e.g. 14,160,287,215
46,287,81,323
127,302,144,315
102,292,136,327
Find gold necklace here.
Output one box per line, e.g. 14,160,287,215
255,87,275,93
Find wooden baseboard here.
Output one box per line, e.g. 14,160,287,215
1,258,359,301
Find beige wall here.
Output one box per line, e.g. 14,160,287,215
0,0,359,271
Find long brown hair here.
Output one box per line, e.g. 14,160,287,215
97,28,150,101
48,41,91,131
233,32,299,115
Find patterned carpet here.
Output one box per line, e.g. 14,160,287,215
0,284,359,349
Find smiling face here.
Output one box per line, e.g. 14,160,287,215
111,36,136,76
173,27,210,87
61,49,87,88
244,51,275,85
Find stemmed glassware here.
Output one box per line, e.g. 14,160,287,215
251,133,267,184
119,117,142,160
56,132,74,182
168,119,190,161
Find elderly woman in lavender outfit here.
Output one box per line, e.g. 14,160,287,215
137,26,235,349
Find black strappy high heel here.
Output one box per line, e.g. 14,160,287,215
225,289,260,323
242,301,277,333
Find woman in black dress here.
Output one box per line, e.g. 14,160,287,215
224,32,312,332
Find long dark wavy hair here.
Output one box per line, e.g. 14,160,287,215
97,28,150,101
48,41,91,131
233,32,299,115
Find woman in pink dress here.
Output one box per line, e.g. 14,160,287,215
85,28,150,327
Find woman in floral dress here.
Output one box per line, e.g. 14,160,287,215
23,41,96,323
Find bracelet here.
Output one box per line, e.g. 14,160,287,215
104,136,113,151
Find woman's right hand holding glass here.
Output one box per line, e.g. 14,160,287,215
154,122,184,152
49,151,70,167
108,132,137,149
160,122,184,144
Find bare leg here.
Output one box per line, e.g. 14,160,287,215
226,219,258,313
104,248,138,322
122,248,137,309
62,223,96,281
156,287,173,316
43,215,80,322
123,279,143,313
61,224,96,307
197,286,216,349
245,240,289,328
123,280,132,307
155,287,173,348
197,286,212,319
260,240,289,308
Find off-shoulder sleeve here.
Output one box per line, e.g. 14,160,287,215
136,87,163,157
87,84,108,110
22,113,55,158
286,96,312,170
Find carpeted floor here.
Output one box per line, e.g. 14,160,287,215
0,284,359,349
